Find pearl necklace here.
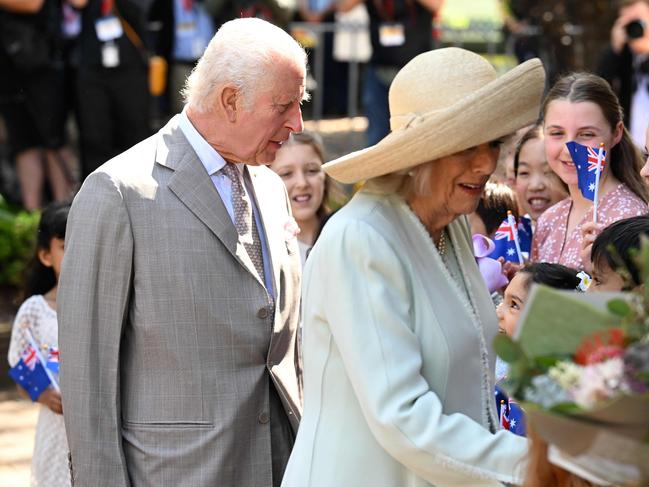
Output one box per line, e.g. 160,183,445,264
436,230,446,256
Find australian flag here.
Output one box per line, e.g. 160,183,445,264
566,141,607,201
495,384,526,436
8,345,51,401
46,347,59,375
489,216,532,262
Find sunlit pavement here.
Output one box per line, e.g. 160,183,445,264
0,391,37,487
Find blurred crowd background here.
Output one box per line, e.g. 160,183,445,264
0,0,632,213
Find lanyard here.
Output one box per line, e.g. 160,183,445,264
101,0,114,16
373,0,416,24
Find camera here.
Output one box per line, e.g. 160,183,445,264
625,19,646,39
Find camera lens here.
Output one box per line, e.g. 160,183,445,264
625,19,645,39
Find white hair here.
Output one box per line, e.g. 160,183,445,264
183,18,308,112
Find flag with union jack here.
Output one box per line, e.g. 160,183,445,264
489,216,532,262
46,347,59,375
495,384,526,436
8,345,51,401
566,141,607,201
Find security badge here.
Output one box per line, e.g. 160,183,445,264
378,23,405,47
95,15,123,67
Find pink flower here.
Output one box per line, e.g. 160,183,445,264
284,217,301,240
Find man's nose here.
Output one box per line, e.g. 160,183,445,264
287,104,303,133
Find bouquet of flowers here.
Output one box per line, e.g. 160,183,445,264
495,244,649,485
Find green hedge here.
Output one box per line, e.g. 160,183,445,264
0,195,39,287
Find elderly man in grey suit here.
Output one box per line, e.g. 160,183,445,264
58,18,306,487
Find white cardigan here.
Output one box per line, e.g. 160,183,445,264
282,191,528,487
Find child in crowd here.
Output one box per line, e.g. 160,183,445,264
532,73,649,270
513,124,568,225
495,263,583,436
469,181,518,239
588,215,649,292
7,202,71,486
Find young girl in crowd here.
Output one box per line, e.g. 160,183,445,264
513,124,568,225
270,131,331,266
7,202,71,486
469,181,518,238
588,215,649,292
495,263,583,437
532,73,649,270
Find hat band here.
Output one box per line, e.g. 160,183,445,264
390,112,426,131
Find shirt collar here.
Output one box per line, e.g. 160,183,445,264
179,107,228,176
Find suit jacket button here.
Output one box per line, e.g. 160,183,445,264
258,412,270,424
257,307,269,319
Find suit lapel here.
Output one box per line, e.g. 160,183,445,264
159,119,241,265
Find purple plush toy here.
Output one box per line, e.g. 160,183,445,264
472,234,509,294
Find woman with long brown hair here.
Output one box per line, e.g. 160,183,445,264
532,72,649,270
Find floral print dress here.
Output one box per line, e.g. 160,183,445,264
532,184,648,270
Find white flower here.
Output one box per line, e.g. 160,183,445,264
549,361,583,391
571,358,630,409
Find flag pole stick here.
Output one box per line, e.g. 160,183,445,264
24,328,60,393
507,210,524,265
592,142,605,224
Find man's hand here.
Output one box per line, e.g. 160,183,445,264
37,388,63,415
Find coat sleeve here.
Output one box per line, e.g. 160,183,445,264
315,219,528,486
58,172,133,486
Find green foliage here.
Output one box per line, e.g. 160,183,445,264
607,298,632,318
0,195,39,287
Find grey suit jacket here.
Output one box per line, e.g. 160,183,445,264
58,116,302,486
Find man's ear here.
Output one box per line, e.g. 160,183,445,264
37,248,53,268
220,85,239,123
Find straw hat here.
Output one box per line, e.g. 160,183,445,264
323,47,546,184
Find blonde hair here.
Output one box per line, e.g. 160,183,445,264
183,18,308,113
363,161,436,200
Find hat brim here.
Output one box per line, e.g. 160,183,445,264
323,58,546,184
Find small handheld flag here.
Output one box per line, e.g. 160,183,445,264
46,347,59,375
23,329,60,393
495,385,526,436
566,141,606,222
8,345,51,401
489,212,528,263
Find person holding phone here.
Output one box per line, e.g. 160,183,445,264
598,0,649,147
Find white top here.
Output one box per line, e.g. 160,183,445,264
8,295,71,487
630,67,649,148
298,239,312,268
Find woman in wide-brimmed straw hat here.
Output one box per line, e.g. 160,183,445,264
281,48,546,487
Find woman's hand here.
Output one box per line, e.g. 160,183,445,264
580,221,604,273
37,388,63,415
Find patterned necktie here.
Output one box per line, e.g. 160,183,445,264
221,164,265,282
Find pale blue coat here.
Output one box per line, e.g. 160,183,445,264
282,190,528,486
